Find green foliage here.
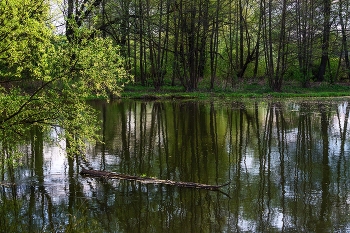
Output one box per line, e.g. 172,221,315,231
50,34,131,99
0,0,131,163
286,66,313,87
323,58,339,84
95,0,350,92
0,0,52,80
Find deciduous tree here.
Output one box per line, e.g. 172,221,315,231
0,0,131,160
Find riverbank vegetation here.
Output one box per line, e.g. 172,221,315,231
57,0,350,96
121,81,350,99
75,0,349,92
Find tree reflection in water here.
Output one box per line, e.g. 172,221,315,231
1,99,350,232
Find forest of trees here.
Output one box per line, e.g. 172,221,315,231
0,0,350,161
62,0,350,91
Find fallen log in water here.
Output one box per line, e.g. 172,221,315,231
80,169,229,191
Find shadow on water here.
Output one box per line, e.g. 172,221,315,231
1,99,350,232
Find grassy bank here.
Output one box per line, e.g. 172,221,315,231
120,81,350,99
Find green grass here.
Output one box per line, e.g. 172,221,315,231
119,81,350,100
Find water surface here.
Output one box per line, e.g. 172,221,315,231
1,99,350,232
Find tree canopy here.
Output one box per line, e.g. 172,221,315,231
0,0,131,163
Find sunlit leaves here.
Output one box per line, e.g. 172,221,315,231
0,0,132,163
0,0,52,80
50,34,132,99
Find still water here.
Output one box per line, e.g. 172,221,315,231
1,99,350,232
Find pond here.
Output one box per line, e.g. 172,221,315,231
1,98,350,232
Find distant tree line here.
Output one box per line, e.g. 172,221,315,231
64,0,350,91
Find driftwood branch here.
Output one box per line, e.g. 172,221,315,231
80,169,229,191
0,182,15,187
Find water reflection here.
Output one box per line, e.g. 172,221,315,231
1,99,350,232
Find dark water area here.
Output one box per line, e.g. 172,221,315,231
1,99,350,232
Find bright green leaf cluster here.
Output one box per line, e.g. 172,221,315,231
0,0,52,80
49,34,132,99
0,0,132,166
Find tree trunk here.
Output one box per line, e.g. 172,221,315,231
66,0,74,41
273,0,288,92
210,0,220,90
339,0,350,79
317,0,331,82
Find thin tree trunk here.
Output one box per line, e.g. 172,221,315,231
239,0,244,77
253,0,264,79
339,0,350,79
317,0,331,82
210,0,220,90
273,0,288,91
66,0,74,41
138,0,146,85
